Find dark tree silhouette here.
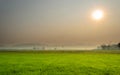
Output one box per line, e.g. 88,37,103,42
118,43,120,48
101,44,107,50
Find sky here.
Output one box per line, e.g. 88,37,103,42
0,0,120,47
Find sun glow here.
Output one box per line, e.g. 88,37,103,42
92,10,104,20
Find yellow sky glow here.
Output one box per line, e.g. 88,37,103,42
92,10,104,20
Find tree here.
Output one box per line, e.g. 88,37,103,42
101,44,107,50
118,43,120,49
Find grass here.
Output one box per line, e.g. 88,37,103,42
0,50,120,75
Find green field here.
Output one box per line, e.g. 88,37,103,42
0,50,120,75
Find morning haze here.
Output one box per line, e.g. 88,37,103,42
0,0,120,48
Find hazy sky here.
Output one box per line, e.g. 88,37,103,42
0,0,120,47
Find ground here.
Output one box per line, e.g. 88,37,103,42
0,50,120,75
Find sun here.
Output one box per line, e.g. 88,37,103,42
92,10,104,20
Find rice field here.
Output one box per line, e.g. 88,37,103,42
0,50,120,75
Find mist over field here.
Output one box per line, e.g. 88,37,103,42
0,44,94,50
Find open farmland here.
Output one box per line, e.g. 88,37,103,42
0,50,120,75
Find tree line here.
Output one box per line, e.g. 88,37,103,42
98,43,120,50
